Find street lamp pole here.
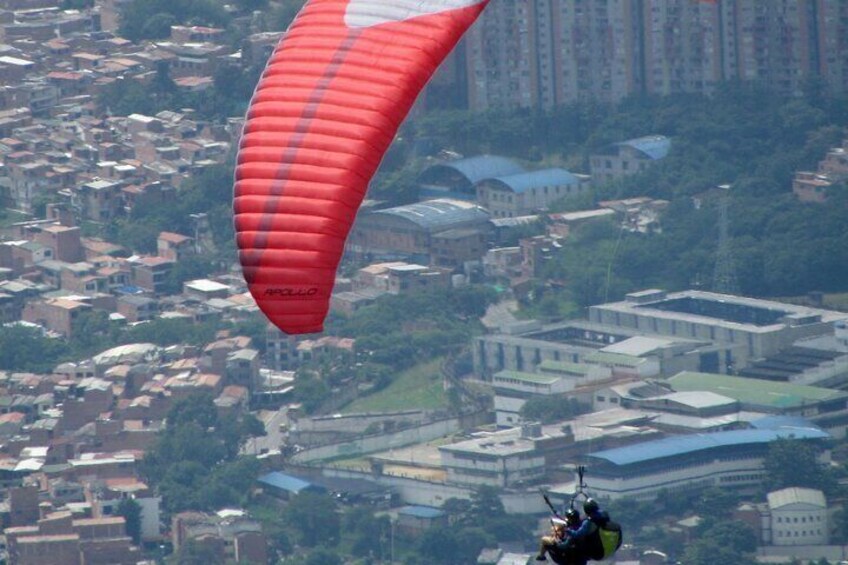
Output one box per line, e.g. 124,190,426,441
391,518,395,564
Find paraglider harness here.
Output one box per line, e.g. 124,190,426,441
540,466,623,563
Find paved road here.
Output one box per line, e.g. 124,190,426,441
244,406,290,456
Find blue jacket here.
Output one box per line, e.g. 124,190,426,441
568,509,609,540
558,509,610,560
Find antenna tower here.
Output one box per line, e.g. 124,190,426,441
712,186,738,294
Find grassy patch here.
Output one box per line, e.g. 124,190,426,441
823,293,848,311
342,358,447,413
0,210,30,228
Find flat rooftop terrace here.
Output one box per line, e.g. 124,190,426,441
594,290,848,333
640,296,788,327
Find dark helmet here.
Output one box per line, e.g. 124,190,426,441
583,498,599,515
565,508,581,526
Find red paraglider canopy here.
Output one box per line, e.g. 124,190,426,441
235,0,489,334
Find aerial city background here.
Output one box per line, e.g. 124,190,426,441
0,0,847,564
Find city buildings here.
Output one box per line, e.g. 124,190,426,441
588,289,848,373
765,487,828,547
458,0,848,111
348,199,490,262
476,168,589,218
589,136,671,183
793,137,848,203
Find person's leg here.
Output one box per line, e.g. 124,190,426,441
558,542,588,565
536,535,558,560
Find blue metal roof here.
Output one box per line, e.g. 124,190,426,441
399,505,445,519
749,415,817,430
487,168,580,194
258,471,324,494
619,135,671,160
434,155,525,185
588,425,829,467
374,198,490,231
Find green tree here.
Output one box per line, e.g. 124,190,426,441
682,520,758,565
140,12,177,40
0,326,69,373
116,498,142,544
695,487,741,531
302,548,342,565
344,508,390,557
832,508,848,544
268,0,306,32
97,77,156,116
604,497,654,533
118,0,229,42
284,492,340,547
70,310,115,356
161,255,216,295
141,394,266,514
232,0,268,13
453,526,494,564
417,527,459,565
471,485,505,518
441,497,473,527
105,218,160,253
763,438,835,495
167,393,218,430
519,396,588,424
293,372,330,414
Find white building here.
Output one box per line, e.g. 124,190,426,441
589,289,848,374
439,409,658,488
492,370,574,427
439,422,549,488
766,488,828,546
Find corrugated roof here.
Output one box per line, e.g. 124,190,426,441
258,471,324,494
493,370,560,385
585,351,646,368
433,155,525,184
588,423,829,466
767,487,826,509
619,135,671,160
486,168,580,194
538,360,592,375
373,198,489,231
602,336,675,356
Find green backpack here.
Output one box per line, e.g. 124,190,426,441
598,519,623,559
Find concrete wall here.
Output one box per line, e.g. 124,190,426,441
291,411,491,463
321,467,548,514
295,410,430,435
756,545,848,563
474,335,585,378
